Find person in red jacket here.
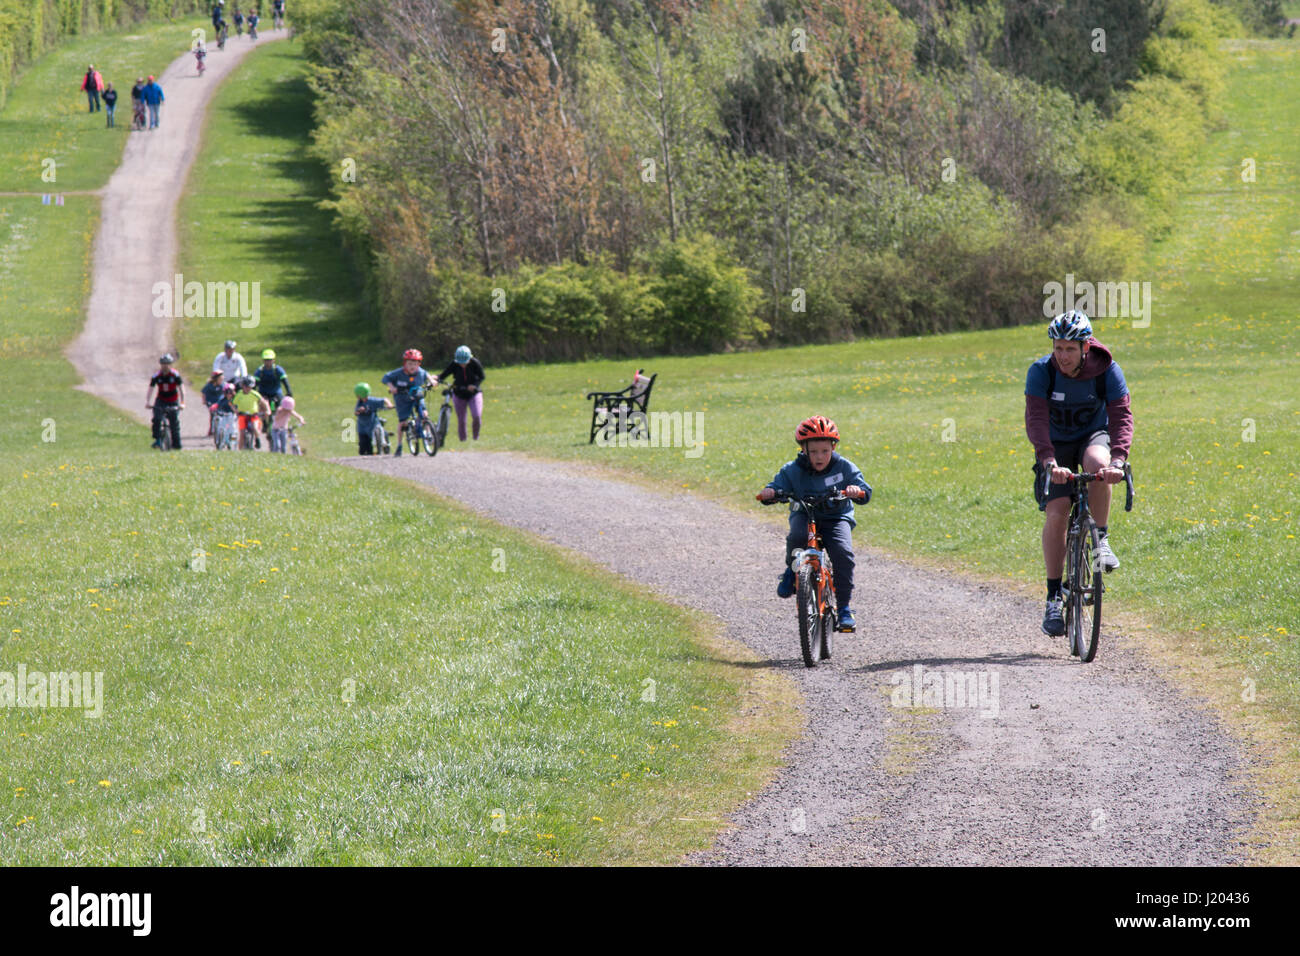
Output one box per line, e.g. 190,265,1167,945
1024,311,1133,638
80,65,104,112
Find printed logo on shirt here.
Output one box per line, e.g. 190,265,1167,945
1051,392,1065,401
824,472,843,487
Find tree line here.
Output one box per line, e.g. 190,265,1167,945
294,0,1281,362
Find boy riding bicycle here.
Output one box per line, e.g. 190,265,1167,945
757,416,871,631
381,349,436,457
232,376,269,448
145,354,185,450
1025,311,1132,637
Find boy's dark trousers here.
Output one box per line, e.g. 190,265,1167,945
152,403,181,448
358,431,375,455
786,513,855,608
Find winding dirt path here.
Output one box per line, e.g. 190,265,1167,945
66,31,287,446
344,450,1260,865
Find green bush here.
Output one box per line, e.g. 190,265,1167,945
647,234,766,353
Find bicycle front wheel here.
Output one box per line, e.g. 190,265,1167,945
421,418,437,456
1075,522,1103,662
437,405,451,445
796,565,822,668
372,424,387,455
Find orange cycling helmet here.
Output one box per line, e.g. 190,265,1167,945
795,416,839,444
402,348,423,362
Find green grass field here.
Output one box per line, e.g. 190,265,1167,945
0,43,799,864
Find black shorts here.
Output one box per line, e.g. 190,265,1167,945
1033,430,1109,510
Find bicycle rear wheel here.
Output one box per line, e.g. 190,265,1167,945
421,418,437,456
405,420,420,456
796,564,822,668
819,575,836,661
372,423,388,455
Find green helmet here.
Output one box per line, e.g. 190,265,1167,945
262,348,276,360
354,382,370,398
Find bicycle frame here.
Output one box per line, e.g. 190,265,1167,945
789,503,836,619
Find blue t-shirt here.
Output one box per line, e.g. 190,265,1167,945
381,367,434,409
1025,356,1128,444
355,396,386,435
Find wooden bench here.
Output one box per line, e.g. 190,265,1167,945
586,372,656,444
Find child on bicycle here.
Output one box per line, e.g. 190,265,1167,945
247,8,259,38
232,376,269,448
756,416,871,631
269,396,305,453
381,349,435,457
201,370,226,435
353,382,394,456
145,354,186,450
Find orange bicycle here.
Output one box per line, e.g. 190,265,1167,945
760,489,852,667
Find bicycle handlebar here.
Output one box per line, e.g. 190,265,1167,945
1040,462,1135,512
758,489,853,508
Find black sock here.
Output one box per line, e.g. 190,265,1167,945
1047,578,1062,600
1097,525,1108,537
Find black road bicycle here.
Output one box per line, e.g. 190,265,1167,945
1042,463,1134,662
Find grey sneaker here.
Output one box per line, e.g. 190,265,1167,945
1095,535,1120,571
1042,597,1065,636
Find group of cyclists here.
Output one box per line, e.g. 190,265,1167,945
147,341,486,456
201,341,298,451
354,346,486,456
207,0,283,55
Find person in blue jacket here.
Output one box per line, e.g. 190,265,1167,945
141,75,164,129
757,415,871,631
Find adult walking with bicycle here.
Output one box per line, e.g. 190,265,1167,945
1025,311,1133,642
430,345,485,443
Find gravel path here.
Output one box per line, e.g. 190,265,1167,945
66,32,287,445
344,449,1260,865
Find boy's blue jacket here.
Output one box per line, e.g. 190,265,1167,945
765,451,871,528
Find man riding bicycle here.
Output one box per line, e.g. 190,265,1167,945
1025,311,1133,637
381,348,436,458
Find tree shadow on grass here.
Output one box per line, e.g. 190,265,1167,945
221,69,384,372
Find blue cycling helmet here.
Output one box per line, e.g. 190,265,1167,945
454,345,472,365
1047,311,1093,341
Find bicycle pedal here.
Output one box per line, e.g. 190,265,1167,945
835,624,856,633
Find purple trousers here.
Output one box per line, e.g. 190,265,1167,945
452,392,483,440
